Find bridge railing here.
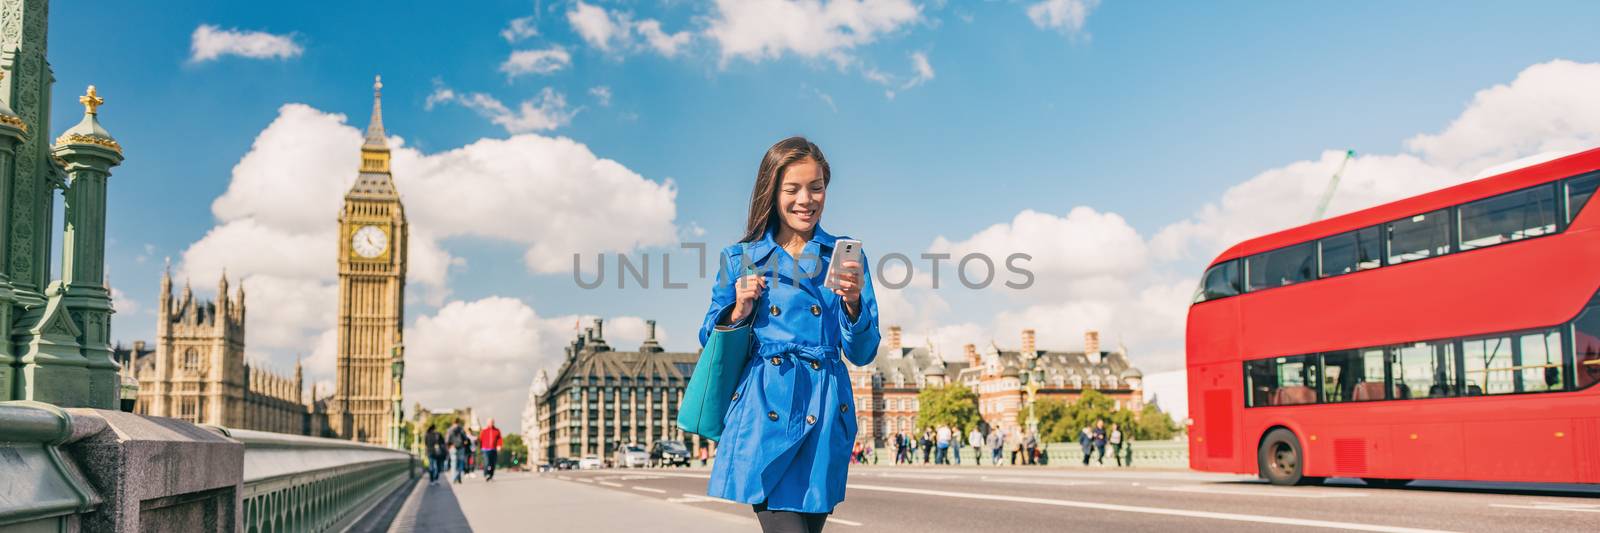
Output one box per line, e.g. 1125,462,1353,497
870,439,1190,468
216,428,416,533
0,402,416,533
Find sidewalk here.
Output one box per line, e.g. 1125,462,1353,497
388,471,753,532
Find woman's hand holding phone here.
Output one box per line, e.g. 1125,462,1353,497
833,260,862,319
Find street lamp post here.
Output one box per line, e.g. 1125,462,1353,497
390,341,405,449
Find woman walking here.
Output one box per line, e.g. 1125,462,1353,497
701,137,881,533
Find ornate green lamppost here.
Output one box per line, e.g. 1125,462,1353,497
389,340,405,449
1024,361,1043,437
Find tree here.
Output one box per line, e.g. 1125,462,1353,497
1022,390,1136,444
1132,403,1180,440
914,384,981,432
500,433,528,467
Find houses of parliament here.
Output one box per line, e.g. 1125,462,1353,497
120,78,408,444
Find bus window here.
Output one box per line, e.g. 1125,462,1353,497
1193,260,1241,303
1387,209,1449,265
1459,184,1557,251
1569,172,1598,222
1322,348,1387,402
1245,356,1317,406
1391,341,1457,399
1462,335,1514,395
1574,302,1600,390
1318,226,1381,278
1519,329,1564,393
1245,242,1315,292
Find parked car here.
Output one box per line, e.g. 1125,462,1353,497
616,444,649,468
578,455,603,470
552,457,578,470
650,440,691,467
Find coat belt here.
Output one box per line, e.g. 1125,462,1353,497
755,342,839,363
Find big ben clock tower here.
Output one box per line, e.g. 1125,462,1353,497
330,76,408,444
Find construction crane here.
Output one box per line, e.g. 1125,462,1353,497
1311,149,1356,222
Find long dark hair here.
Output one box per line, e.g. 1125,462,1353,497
740,136,831,243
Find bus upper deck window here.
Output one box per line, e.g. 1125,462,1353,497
1193,260,1241,303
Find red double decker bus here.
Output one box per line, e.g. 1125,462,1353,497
1186,147,1600,486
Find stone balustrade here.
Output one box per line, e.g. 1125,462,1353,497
0,401,415,533
871,439,1191,468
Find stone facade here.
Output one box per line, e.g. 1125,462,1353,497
118,270,327,436
523,369,549,464
328,78,408,446
531,319,708,463
847,327,1145,446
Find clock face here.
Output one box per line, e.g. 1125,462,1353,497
352,225,389,258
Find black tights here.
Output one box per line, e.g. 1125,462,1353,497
752,502,828,533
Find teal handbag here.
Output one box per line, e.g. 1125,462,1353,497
677,253,756,442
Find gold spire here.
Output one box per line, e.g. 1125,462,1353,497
360,75,391,173
79,85,104,116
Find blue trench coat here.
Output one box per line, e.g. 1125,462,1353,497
698,225,880,513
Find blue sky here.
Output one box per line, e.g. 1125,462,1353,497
46,0,1600,422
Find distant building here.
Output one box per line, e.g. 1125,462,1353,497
847,327,1144,446
523,370,550,464
120,270,329,435
414,404,477,431
531,319,705,464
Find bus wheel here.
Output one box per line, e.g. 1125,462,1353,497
1258,428,1309,486
1362,478,1411,488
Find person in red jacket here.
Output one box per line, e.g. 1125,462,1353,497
478,419,504,481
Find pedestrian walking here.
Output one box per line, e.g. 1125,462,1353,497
446,418,470,484
1078,426,1094,466
699,444,710,467
424,424,446,484
479,419,503,481
1092,420,1108,465
950,425,963,465
894,432,907,464
698,137,881,533
990,428,1005,466
1109,423,1125,467
851,440,863,464
968,427,985,466
921,428,933,464
935,425,951,465
1024,431,1038,466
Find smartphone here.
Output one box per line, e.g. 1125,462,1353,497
824,239,863,290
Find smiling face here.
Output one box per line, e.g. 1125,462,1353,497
775,158,826,236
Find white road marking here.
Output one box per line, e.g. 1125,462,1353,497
1489,502,1600,513
617,475,664,481
681,493,742,504
635,471,712,480
826,518,863,526
982,476,1102,487
633,486,668,494
1146,484,1367,499
845,483,1455,533
876,473,960,480
576,478,594,483
598,481,623,488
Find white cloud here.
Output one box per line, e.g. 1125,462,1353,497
589,85,612,107
705,0,920,65
111,287,138,316
500,47,572,78
869,51,936,99
501,15,539,43
635,19,692,57
406,296,662,427
930,206,1146,292
189,24,303,63
567,1,692,58
429,86,578,134
1025,0,1099,35
178,103,677,381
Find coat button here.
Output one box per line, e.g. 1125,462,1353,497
840,404,848,413
810,304,821,316
770,305,781,317
769,356,782,366
806,415,816,425
731,392,740,401
768,411,779,421
810,361,821,371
